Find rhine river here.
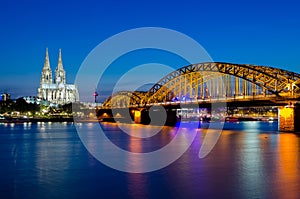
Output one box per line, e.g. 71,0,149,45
0,121,299,198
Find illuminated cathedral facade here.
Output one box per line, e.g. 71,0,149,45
37,48,79,105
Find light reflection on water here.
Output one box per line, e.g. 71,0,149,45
0,121,299,198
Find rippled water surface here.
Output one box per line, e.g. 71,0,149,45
0,121,299,198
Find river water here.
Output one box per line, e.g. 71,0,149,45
0,121,299,198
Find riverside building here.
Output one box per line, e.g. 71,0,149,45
37,48,79,105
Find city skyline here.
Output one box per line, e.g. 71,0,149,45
1,0,300,101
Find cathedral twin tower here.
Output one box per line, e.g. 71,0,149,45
38,48,79,105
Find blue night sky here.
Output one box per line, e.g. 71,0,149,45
0,0,300,101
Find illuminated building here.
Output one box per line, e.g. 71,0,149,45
0,93,10,101
37,48,79,105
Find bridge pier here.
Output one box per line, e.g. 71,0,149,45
133,109,151,124
133,110,142,123
133,107,178,126
279,105,300,132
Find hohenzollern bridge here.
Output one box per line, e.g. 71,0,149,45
97,62,300,132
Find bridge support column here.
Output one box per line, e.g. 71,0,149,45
133,110,142,123
279,106,300,132
133,107,178,126
133,109,152,124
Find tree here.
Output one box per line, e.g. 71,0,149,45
13,98,40,113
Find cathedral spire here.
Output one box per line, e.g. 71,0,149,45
57,48,64,70
43,48,50,69
55,48,66,84
40,47,52,85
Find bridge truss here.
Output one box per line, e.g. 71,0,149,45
103,62,300,107
103,91,147,107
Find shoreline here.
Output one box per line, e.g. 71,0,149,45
0,117,100,123
0,116,277,124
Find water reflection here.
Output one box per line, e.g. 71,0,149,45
238,131,267,198
274,134,300,198
127,173,147,198
0,122,299,198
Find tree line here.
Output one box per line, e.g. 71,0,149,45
0,98,77,115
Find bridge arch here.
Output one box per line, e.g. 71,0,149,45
103,91,147,108
142,62,300,104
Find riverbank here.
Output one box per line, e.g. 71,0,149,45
0,116,277,124
0,117,100,123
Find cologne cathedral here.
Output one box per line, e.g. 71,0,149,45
37,48,79,105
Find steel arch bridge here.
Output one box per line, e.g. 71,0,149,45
103,62,300,107
103,91,147,107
